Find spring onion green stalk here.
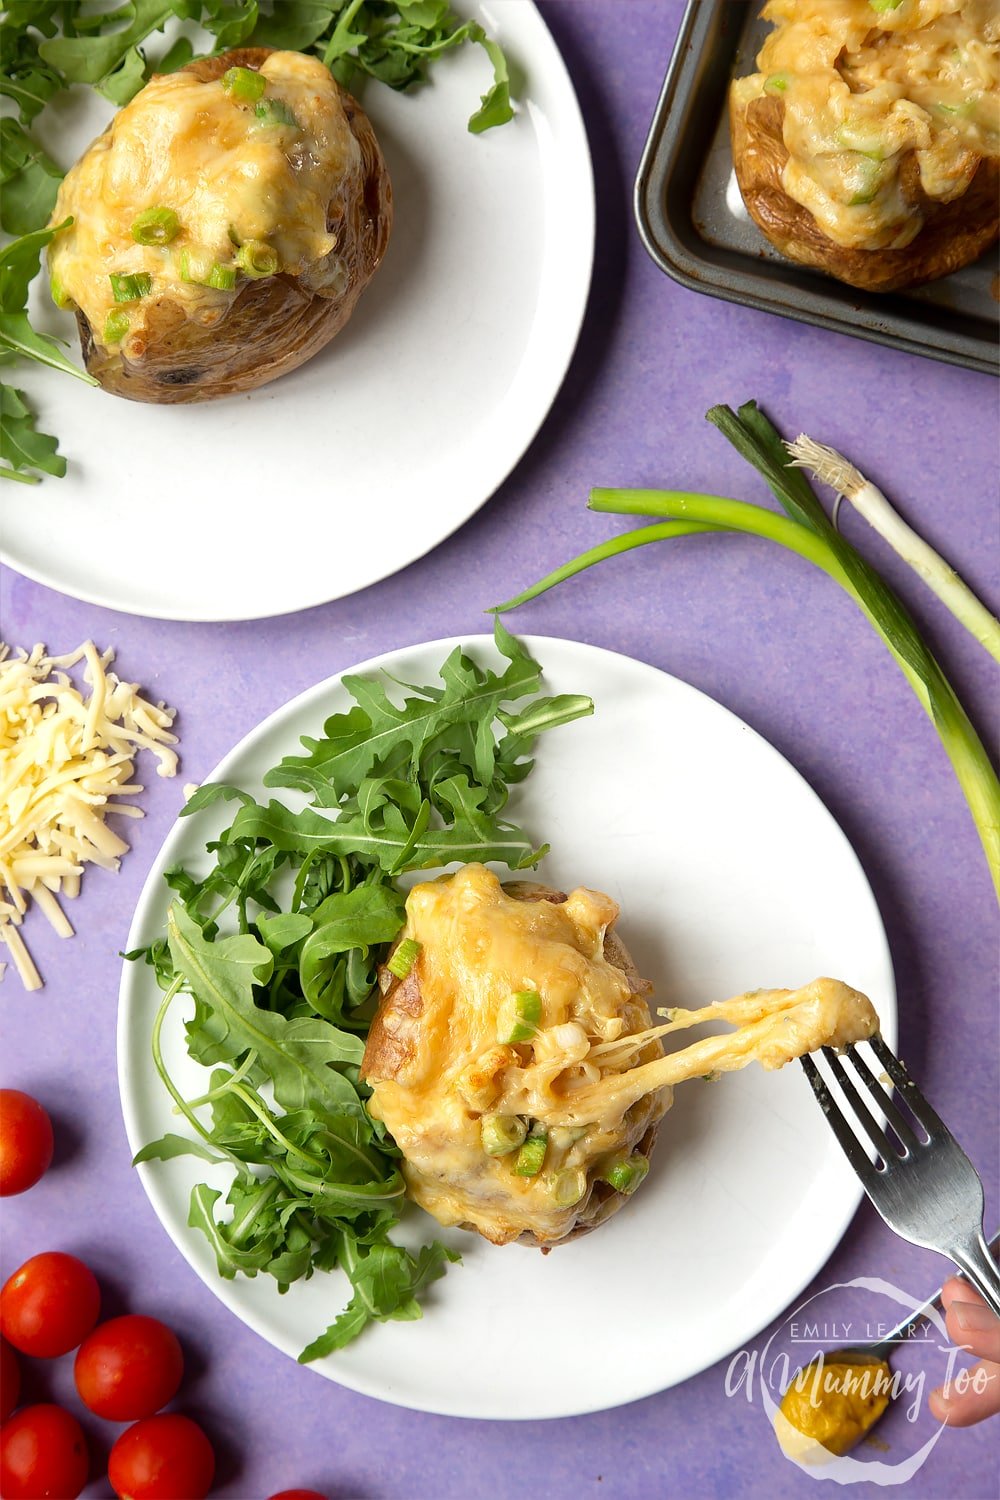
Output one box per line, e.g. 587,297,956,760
130,207,179,245
599,1154,649,1194
254,99,299,130
222,66,266,102
236,241,279,279
103,309,130,344
497,988,542,1044
109,272,152,302
386,938,421,980
480,1114,527,1157
787,435,1000,666
493,402,1000,902
514,1130,548,1177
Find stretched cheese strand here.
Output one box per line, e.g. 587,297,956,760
516,978,879,1130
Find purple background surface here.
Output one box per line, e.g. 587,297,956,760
1,3,998,1497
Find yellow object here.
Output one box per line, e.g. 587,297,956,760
778,1357,893,1459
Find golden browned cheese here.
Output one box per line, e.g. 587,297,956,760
731,0,999,250
362,864,881,1248
51,51,361,344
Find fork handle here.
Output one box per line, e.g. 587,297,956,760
951,1233,1000,1321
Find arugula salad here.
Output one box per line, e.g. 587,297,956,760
0,0,513,482
130,625,592,1357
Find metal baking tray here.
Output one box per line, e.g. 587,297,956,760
635,0,999,375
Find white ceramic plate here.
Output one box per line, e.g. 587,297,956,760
118,635,896,1419
2,3,593,620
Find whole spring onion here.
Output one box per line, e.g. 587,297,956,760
236,240,279,279
103,309,130,344
786,435,1000,666
494,402,1000,901
109,271,152,302
221,66,266,103
130,208,179,245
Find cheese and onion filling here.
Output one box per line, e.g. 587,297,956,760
365,864,879,1246
48,51,361,350
733,0,999,249
0,643,178,990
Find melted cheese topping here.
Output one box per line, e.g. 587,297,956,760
365,865,880,1246
0,643,178,989
49,51,360,347
733,0,1000,248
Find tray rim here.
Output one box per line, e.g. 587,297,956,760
634,0,999,377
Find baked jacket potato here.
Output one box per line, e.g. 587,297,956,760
729,0,999,292
48,48,392,402
361,863,879,1249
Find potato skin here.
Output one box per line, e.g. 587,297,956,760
363,881,662,1249
76,48,392,403
729,91,999,293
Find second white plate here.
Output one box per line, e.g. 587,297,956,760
119,635,896,1418
3,2,593,620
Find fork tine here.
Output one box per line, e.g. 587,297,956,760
800,1054,880,1181
869,1034,949,1138
820,1046,897,1162
847,1043,920,1153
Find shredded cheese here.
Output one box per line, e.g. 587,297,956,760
0,642,178,990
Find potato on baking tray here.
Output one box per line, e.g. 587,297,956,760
729,0,999,292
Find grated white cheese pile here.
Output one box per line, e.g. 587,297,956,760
0,642,178,990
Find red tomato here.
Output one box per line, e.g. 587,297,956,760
0,1091,54,1197
108,1414,215,1500
0,1253,100,1358
74,1313,183,1421
1,1336,20,1422
268,1493,329,1500
0,1403,89,1500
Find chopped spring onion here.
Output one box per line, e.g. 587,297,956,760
493,401,1000,902
49,274,74,310
497,988,542,1044
131,208,179,246
386,938,421,980
236,240,279,279
870,0,905,11
764,73,789,94
180,250,236,290
207,264,236,291
222,66,266,103
254,98,299,129
550,1168,587,1207
513,1129,548,1177
480,1114,527,1157
599,1153,649,1195
109,272,152,303
787,435,1000,667
103,310,130,344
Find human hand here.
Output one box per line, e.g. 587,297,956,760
928,1277,1000,1427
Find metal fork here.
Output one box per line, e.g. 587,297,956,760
801,1034,1000,1318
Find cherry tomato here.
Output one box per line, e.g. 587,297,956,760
0,1253,100,1358
0,1403,89,1500
74,1314,183,1421
108,1414,215,1500
0,1090,54,1197
1,1336,20,1422
268,1493,329,1500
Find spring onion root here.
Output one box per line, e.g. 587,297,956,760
787,436,1000,666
